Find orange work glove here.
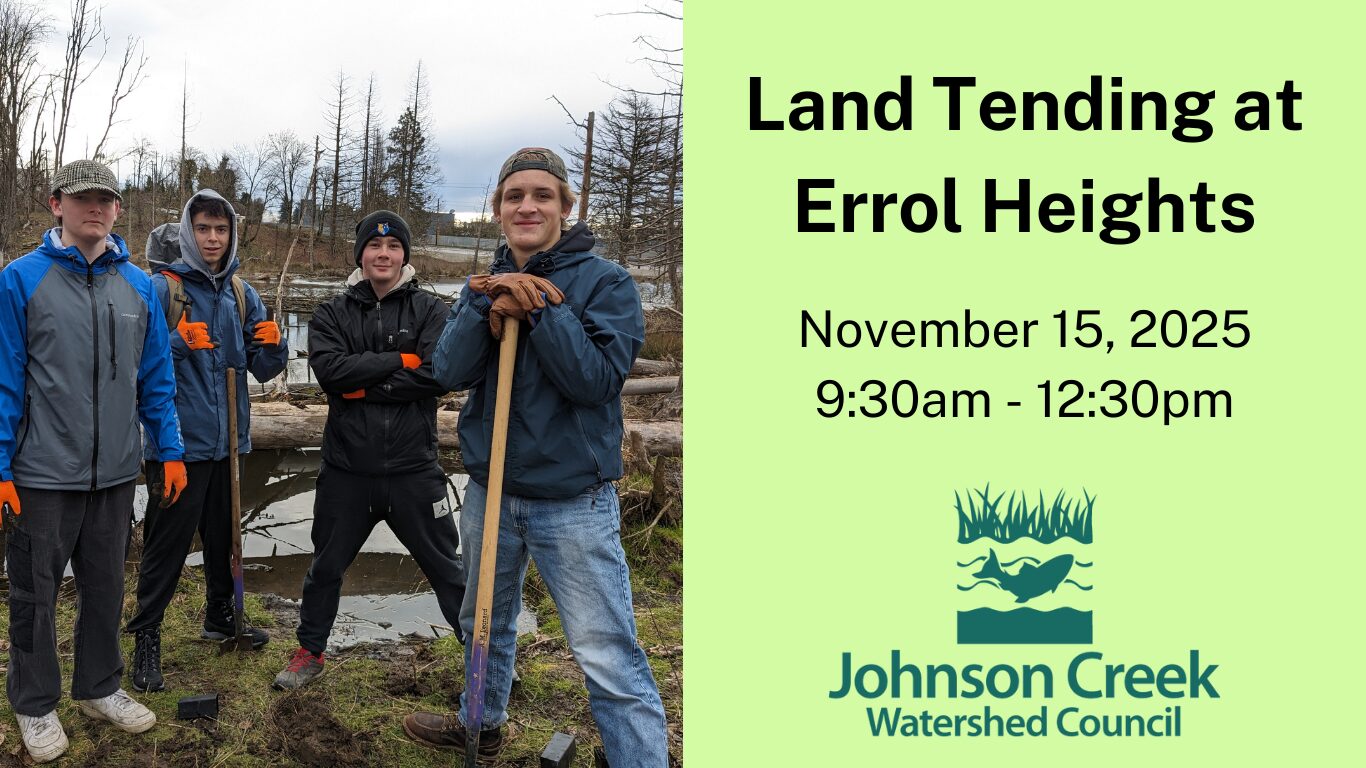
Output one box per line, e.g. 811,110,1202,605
252,320,282,347
483,273,564,312
1,480,20,518
400,353,421,369
488,293,529,341
342,389,365,400
162,460,188,505
177,312,215,350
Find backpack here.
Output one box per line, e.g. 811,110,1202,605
160,270,249,328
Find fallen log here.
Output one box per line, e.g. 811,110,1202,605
249,402,681,457
251,375,679,399
631,358,677,376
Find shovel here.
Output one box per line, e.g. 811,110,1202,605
219,366,254,654
466,321,520,765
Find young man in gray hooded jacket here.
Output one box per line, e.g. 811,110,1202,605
124,189,288,692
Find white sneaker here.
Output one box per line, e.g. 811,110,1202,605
16,711,69,763
75,688,157,733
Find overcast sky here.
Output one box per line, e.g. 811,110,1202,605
32,0,681,215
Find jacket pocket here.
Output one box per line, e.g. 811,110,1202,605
6,526,35,653
572,409,604,484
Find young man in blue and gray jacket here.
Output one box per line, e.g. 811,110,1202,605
0,159,188,763
124,189,287,693
409,147,669,767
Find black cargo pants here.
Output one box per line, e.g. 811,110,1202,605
296,462,465,654
6,481,135,716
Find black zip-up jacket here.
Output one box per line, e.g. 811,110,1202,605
308,270,449,475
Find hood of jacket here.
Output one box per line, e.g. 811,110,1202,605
38,228,131,273
344,263,418,301
147,189,239,284
488,221,597,276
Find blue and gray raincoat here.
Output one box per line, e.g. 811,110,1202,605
0,230,184,489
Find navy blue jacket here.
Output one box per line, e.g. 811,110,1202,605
433,223,644,499
144,190,289,461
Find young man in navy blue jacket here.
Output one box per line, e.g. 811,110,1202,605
409,148,668,767
125,189,288,692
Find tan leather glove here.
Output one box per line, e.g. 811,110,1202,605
488,293,529,340
485,273,564,311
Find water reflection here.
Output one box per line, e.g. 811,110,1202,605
171,448,533,648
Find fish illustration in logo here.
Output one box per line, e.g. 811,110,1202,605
973,549,1074,604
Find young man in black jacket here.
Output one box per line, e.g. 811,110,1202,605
273,210,464,689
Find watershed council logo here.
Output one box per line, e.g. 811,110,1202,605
828,487,1220,739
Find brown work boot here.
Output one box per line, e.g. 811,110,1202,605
403,711,504,757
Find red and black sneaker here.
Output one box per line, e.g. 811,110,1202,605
272,647,324,690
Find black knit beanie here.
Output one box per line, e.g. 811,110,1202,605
354,210,411,265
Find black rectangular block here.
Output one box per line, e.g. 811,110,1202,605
176,693,220,720
540,731,577,768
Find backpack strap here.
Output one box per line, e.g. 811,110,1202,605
230,275,248,327
159,270,188,328
160,271,250,328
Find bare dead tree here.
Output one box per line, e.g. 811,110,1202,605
385,61,439,230
52,0,106,170
178,65,189,199
304,136,322,268
266,129,308,236
0,0,50,261
323,69,356,258
359,72,379,214
91,35,147,160
471,179,491,273
228,139,276,250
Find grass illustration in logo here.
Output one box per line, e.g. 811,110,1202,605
956,486,1094,644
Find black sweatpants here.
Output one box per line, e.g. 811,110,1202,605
296,462,465,654
6,481,135,716
126,459,234,633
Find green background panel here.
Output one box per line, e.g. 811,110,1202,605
685,1,1362,764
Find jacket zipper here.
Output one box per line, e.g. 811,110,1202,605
108,302,117,379
87,266,100,490
15,393,32,455
376,299,390,471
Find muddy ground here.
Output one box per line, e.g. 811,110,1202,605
0,475,682,767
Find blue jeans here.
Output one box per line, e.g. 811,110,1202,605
459,480,667,768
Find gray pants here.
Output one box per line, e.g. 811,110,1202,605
6,482,134,716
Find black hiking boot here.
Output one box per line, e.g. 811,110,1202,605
402,711,504,757
131,628,164,692
201,600,269,648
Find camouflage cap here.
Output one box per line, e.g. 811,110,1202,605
52,159,122,201
498,147,568,184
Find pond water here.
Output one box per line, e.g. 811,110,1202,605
132,449,536,650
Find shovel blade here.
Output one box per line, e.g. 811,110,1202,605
217,634,257,654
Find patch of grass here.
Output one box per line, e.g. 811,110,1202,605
0,512,684,765
956,485,1095,544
